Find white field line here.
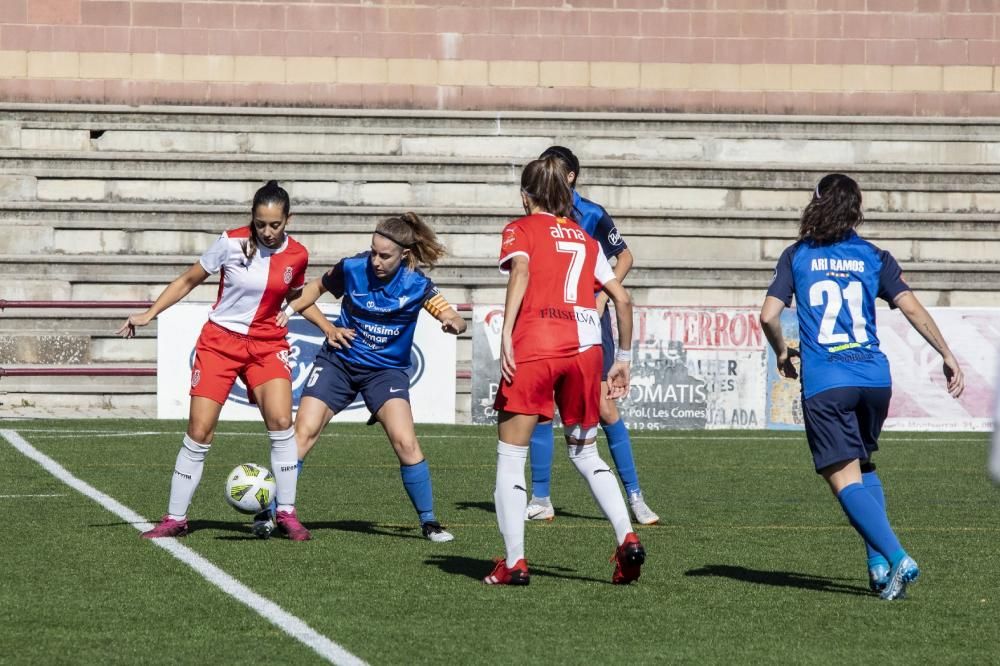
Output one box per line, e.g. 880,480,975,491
0,429,367,666
11,428,988,444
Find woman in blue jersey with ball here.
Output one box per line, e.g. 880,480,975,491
280,212,467,542
761,174,965,600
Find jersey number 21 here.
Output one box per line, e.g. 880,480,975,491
809,279,869,345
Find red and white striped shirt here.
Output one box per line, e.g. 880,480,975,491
199,226,308,340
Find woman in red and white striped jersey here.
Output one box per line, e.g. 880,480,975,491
119,180,331,541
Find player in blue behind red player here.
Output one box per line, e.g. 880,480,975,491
280,212,466,542
484,155,645,585
760,173,965,600
523,146,659,526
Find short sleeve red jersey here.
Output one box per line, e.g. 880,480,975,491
499,213,616,364
199,227,308,341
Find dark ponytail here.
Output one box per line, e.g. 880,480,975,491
520,156,574,219
244,180,291,261
799,173,863,245
375,212,446,269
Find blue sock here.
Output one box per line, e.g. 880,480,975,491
528,421,554,498
400,459,436,524
602,419,640,496
268,459,304,514
837,483,906,566
862,471,890,568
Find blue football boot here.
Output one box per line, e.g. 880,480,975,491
880,555,919,601
868,561,890,593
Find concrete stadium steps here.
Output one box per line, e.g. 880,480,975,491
6,153,1000,194
0,310,155,364
4,202,999,237
5,103,1000,139
3,104,1000,417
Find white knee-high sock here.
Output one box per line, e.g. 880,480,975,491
269,427,298,511
167,435,210,520
568,442,632,544
495,441,529,567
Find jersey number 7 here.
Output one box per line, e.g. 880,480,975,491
555,241,586,304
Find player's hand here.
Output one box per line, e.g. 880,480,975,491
442,314,467,336
325,327,355,350
942,353,965,398
606,361,630,399
276,310,290,327
117,312,153,339
500,331,516,383
777,347,799,380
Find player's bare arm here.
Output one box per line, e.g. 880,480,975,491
500,255,530,383
602,277,633,399
117,261,211,338
596,248,633,315
276,277,355,348
759,295,799,380
893,291,965,397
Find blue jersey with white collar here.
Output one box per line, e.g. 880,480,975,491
321,252,437,370
767,232,910,399
573,191,627,260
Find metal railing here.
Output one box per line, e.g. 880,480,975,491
0,300,474,380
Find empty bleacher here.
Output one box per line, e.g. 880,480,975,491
1,104,999,419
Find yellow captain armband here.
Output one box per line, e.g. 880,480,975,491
422,293,452,319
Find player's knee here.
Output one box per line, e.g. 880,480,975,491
266,413,293,432
294,424,318,451
598,398,618,424
187,425,215,445
392,437,421,459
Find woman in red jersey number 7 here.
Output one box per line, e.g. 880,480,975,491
118,180,328,541
484,156,646,586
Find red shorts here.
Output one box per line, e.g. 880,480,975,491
190,321,291,405
493,346,602,427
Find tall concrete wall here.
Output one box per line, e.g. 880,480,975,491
1,1,999,115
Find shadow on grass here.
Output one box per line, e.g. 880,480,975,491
452,500,606,521
425,554,607,584
684,564,870,597
210,519,424,541
96,519,258,539
310,519,425,541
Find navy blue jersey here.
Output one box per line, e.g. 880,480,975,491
573,191,627,260
767,232,910,399
321,252,437,370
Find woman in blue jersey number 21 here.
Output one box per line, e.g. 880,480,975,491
760,174,965,600
279,212,467,542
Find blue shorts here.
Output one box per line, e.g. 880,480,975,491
802,386,891,473
600,308,614,381
302,349,410,419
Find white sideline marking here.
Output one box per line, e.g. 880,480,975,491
0,429,367,666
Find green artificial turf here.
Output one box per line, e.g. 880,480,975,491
2,420,997,664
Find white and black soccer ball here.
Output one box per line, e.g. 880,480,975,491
225,463,276,514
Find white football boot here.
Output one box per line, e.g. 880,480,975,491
628,491,660,525
524,496,555,521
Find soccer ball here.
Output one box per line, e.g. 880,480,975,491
225,463,276,514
